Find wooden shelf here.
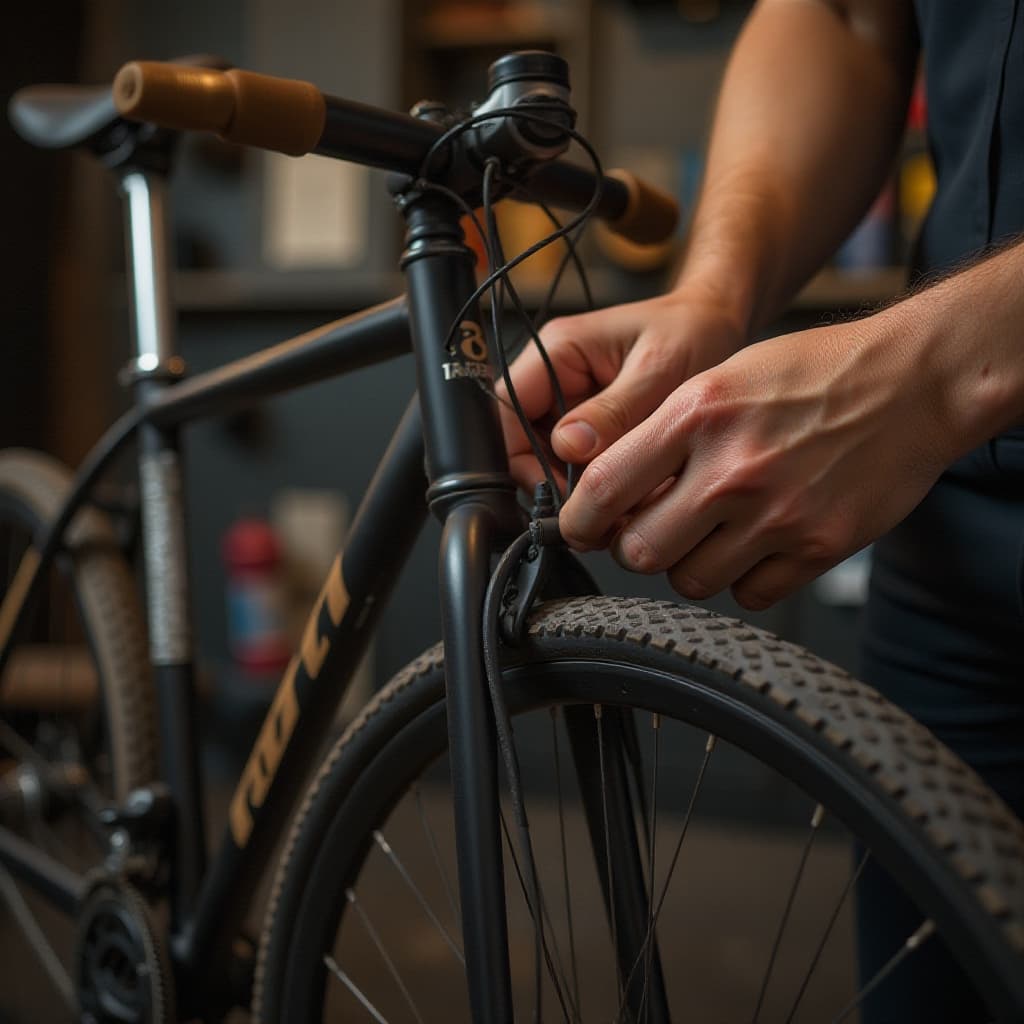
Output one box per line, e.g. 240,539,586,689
173,269,405,313
172,266,665,315
172,265,909,316
418,4,575,49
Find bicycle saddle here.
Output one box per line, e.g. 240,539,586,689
8,53,232,153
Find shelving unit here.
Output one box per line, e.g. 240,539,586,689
172,265,908,316
418,1,580,48
400,0,593,130
163,2,912,321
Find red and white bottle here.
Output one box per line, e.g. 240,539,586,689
222,518,291,676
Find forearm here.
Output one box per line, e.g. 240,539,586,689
677,0,917,332
879,239,1024,456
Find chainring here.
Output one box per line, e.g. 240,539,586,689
75,878,173,1024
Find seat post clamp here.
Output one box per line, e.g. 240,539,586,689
118,354,187,388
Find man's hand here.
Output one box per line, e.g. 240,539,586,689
559,309,956,610
500,286,746,493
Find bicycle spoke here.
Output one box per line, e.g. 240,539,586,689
52,571,76,751
5,523,15,583
638,713,661,1024
413,787,460,924
621,710,651,856
784,848,870,1024
551,707,581,1018
324,954,392,1024
654,733,716,919
595,703,623,1005
372,830,464,965
0,716,43,769
830,919,936,1024
498,809,577,1023
616,733,717,1021
345,889,425,1024
32,814,88,875
751,803,825,1024
494,789,547,1022
0,864,74,1010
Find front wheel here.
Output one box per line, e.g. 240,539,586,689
255,596,1024,1023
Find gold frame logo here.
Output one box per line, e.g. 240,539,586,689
228,554,350,847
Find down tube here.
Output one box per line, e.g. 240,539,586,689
179,398,427,1000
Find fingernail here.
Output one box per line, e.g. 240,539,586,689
555,420,597,459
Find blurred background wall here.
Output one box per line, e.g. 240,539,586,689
3,0,927,767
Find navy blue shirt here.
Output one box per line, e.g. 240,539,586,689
914,0,1024,274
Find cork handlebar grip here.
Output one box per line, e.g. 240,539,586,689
604,168,681,246
113,61,326,157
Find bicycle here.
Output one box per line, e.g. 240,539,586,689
2,50,1023,1024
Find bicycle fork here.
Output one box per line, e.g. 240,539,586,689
400,180,670,1022
398,177,518,1022
438,501,517,1023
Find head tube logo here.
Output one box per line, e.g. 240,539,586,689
442,320,492,382
459,320,488,361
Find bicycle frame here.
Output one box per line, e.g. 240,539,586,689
0,75,665,1024
0,167,565,1021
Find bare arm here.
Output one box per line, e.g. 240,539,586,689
679,0,919,330
559,238,1024,609
511,0,1024,610
503,0,919,482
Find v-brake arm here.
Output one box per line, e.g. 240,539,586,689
496,483,576,645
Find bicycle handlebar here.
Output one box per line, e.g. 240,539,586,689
113,60,679,246
113,62,326,157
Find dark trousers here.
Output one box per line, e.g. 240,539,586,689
857,438,1024,1023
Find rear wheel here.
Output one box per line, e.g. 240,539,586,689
255,596,1024,1023
0,449,157,1021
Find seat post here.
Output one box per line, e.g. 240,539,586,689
120,170,177,377
119,166,207,925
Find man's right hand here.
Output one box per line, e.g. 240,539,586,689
500,285,747,494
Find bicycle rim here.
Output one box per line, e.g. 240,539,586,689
256,597,1024,1023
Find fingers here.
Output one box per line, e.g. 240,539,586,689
501,299,687,453
497,339,556,423
500,407,543,490
499,316,598,469
502,312,606,420
661,522,775,599
500,309,634,495
500,297,715,502
617,491,846,610
550,331,687,464
728,555,828,611
507,448,567,497
610,488,732,578
614,510,840,610
559,420,694,550
542,312,893,608
500,383,568,493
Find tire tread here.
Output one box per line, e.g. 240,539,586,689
254,595,1024,1021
